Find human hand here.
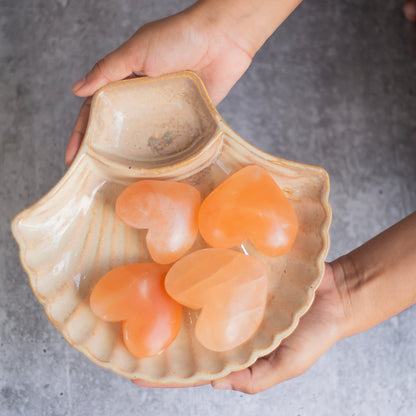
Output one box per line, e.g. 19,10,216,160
211,262,349,393
65,4,254,166
66,0,303,165
211,211,416,393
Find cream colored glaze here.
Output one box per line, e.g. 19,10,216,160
11,71,331,383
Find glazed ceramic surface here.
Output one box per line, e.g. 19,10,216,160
11,72,331,383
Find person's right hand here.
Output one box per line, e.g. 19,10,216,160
65,4,255,165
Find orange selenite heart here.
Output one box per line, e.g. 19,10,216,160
165,248,268,352
115,180,201,264
198,165,298,257
90,263,182,358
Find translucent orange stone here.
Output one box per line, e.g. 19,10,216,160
198,165,298,257
115,180,201,264
165,248,268,352
90,263,182,358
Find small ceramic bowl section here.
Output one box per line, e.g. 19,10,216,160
11,72,331,384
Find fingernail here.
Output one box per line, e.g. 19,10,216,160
212,381,231,390
71,77,86,93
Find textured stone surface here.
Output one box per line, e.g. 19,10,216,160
1,0,415,415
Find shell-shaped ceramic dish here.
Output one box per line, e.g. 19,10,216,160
11,72,331,383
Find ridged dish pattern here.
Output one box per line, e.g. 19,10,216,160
11,72,331,383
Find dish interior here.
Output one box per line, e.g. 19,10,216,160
88,76,219,168
12,73,331,382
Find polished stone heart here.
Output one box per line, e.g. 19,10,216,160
90,263,182,358
198,165,298,257
165,248,268,351
116,180,201,264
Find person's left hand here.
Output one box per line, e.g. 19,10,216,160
209,262,349,393
65,3,255,166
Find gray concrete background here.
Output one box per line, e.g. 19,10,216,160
1,0,415,415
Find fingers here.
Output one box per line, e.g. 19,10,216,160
211,297,339,394
404,0,416,21
67,38,145,165
71,39,143,97
132,379,208,388
212,345,307,394
65,98,91,166
132,344,309,394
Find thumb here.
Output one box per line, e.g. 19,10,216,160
71,39,145,97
